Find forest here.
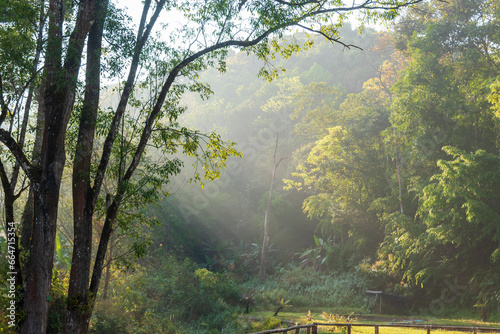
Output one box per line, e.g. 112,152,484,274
1,0,500,333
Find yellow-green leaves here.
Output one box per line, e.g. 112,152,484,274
488,78,500,120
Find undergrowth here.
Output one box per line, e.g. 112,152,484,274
242,266,369,312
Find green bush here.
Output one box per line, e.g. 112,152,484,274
47,270,69,334
128,311,179,334
99,254,244,333
250,316,283,332
90,301,129,334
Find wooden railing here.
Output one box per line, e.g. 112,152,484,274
249,324,316,334
250,322,500,334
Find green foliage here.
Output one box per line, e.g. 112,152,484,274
0,0,435,331
244,265,368,311
47,270,69,334
89,300,129,334
320,312,357,334
489,78,500,121
55,232,71,271
250,316,283,332
372,0,500,311
414,148,500,304
285,82,390,268
0,0,39,76
273,297,292,316
93,255,244,333
171,27,395,273
296,236,334,272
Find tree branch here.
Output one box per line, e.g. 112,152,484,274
92,0,166,204
0,74,8,125
310,0,425,15
273,0,323,6
0,129,39,183
118,0,425,189
0,159,13,200
296,24,363,50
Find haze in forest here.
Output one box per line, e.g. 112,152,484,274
1,0,500,333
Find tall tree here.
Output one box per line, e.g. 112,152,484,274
259,135,284,281
376,0,500,305
0,1,427,332
418,147,500,305
285,83,390,266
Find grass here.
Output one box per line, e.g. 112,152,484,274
315,326,479,334
244,311,500,334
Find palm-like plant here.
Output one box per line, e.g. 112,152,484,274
273,297,291,316
240,289,256,314
298,236,334,271
304,310,315,323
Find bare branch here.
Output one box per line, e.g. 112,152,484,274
296,24,363,50
310,0,425,14
216,6,232,45
273,0,323,6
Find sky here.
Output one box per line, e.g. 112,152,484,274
113,0,392,41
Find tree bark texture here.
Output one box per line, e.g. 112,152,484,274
63,1,108,332
19,0,95,332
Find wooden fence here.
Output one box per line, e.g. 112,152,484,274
249,323,500,334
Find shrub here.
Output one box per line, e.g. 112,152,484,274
250,316,283,332
90,301,129,334
243,265,368,311
100,254,244,333
47,270,69,334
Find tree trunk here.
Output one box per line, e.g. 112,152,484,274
0,160,23,290
63,1,108,333
103,234,114,300
20,70,46,283
19,0,94,331
259,136,284,282
20,189,34,271
395,156,403,214
21,181,60,333
394,130,403,215
20,93,45,285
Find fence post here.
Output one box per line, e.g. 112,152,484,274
306,326,310,334
311,324,317,334
295,328,300,334
427,327,431,334
347,324,351,334
374,325,379,334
